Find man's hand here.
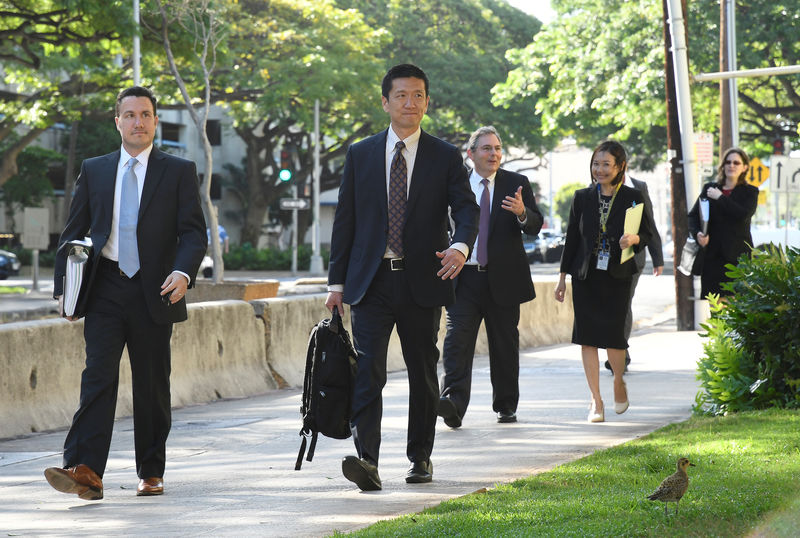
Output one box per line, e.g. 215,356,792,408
554,277,567,303
325,291,344,313
653,265,664,276
501,186,525,217
697,232,710,247
161,271,189,305
436,248,467,279
57,295,78,322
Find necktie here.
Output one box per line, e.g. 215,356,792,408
388,141,407,257
477,178,490,266
118,157,140,277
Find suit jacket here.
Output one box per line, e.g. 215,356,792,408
54,147,207,324
479,168,543,306
629,177,664,272
328,129,479,307
559,184,652,280
688,181,758,264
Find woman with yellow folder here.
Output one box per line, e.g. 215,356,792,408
554,140,652,423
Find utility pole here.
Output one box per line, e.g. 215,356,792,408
719,0,739,154
309,99,324,275
133,0,140,85
663,0,694,331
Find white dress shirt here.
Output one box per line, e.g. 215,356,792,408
101,145,152,262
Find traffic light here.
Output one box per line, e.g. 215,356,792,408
772,137,785,155
279,149,292,181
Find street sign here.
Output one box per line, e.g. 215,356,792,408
747,157,769,187
694,132,714,179
22,207,50,250
279,198,310,210
770,156,800,193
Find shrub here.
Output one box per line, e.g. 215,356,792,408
222,243,329,271
694,245,800,415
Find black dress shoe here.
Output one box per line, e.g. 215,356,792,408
405,459,433,483
342,456,381,491
497,410,517,423
604,356,631,373
437,397,462,429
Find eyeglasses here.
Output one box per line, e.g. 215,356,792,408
724,160,743,166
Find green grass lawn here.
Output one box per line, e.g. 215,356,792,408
349,409,800,537
0,286,26,294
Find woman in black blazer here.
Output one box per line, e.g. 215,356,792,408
688,147,758,298
555,141,652,423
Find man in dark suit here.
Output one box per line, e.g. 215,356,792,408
437,126,543,429
44,86,207,500
604,174,663,373
325,64,479,491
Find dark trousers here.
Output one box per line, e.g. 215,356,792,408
623,271,642,360
62,260,173,479
440,267,520,420
349,264,441,465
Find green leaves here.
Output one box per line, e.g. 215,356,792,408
695,245,800,415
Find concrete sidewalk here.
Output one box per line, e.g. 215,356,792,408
0,317,703,536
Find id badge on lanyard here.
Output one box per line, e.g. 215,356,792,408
596,237,610,271
596,184,620,271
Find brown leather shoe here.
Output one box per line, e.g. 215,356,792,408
137,477,164,496
44,464,103,500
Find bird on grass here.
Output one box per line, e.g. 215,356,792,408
647,457,695,515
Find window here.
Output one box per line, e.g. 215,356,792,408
206,120,221,146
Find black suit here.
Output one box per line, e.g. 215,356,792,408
440,168,543,419
688,181,758,297
624,177,663,349
560,184,653,349
54,147,207,479
328,128,478,465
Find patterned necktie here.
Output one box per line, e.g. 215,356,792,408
477,178,490,266
118,157,140,277
388,141,407,257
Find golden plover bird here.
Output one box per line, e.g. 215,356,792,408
647,457,695,515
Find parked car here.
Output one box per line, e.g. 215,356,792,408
523,233,545,263
0,249,22,279
537,229,565,263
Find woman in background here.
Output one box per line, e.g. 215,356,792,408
688,147,758,298
555,140,651,423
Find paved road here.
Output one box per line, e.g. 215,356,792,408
0,273,702,536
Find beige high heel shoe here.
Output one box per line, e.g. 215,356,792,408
615,380,629,414
588,401,604,423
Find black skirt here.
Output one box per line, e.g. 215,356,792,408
571,264,632,349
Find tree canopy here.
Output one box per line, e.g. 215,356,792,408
493,0,800,168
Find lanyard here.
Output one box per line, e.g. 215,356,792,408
597,182,622,233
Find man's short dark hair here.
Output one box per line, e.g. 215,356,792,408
115,86,158,117
381,64,429,99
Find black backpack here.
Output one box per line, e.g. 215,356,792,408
295,306,358,470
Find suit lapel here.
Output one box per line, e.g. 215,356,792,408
489,169,506,235
97,151,121,236
370,131,390,224
139,147,167,218
406,131,431,212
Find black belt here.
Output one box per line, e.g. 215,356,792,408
380,257,405,271
99,256,139,279
464,264,488,272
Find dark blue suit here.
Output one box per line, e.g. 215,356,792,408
54,147,207,479
328,129,478,464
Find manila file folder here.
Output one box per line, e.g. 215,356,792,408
620,204,644,264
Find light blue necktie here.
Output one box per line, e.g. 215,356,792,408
118,157,140,277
